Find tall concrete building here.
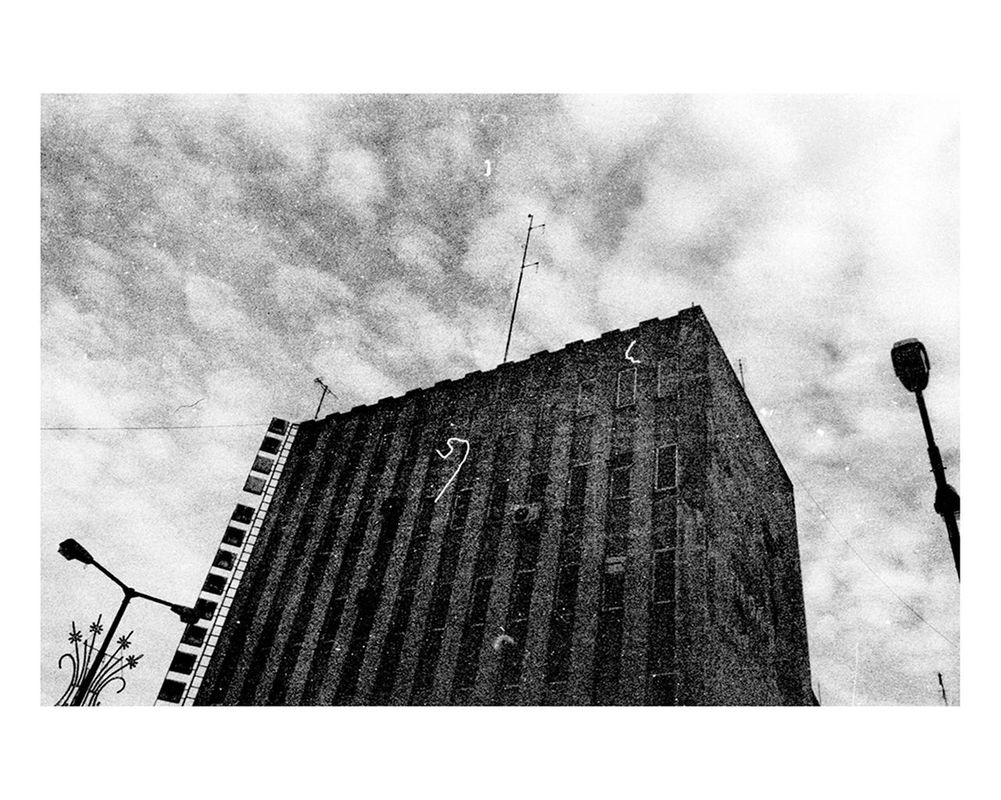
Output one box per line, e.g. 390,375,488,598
156,306,814,706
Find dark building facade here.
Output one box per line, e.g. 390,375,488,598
156,306,813,706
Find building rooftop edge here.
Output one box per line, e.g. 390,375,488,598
313,305,704,424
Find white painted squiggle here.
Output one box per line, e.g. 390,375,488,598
435,437,470,503
625,339,641,364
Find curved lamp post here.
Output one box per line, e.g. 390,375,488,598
58,538,199,706
890,339,960,578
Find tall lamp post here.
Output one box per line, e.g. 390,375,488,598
58,538,199,706
890,339,960,578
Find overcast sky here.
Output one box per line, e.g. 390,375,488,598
40,94,959,706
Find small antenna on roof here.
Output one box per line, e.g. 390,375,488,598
937,672,949,706
738,359,746,390
502,214,545,363
313,377,336,419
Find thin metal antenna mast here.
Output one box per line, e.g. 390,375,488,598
937,672,949,706
503,214,545,363
738,359,746,390
313,377,334,420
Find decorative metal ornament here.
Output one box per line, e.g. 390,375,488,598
55,616,144,706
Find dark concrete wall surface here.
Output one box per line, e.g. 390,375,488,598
195,306,813,705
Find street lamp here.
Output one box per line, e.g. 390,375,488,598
891,338,960,578
58,538,199,706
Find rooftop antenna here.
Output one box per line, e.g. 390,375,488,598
937,672,949,706
313,377,336,420
738,359,746,390
502,214,545,363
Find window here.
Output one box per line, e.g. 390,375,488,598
528,473,548,503
611,465,631,499
451,488,473,530
657,356,680,400
601,570,626,611
169,651,197,675
212,549,235,571
763,519,778,558
222,526,245,547
202,573,227,595
607,499,630,557
616,367,637,407
647,672,677,705
181,625,207,647
251,455,274,474
372,433,393,471
487,481,509,521
259,436,282,454
568,465,588,508
652,551,676,603
157,679,186,703
509,570,534,621
651,494,677,550
577,379,596,415
554,564,579,612
267,418,288,435
231,504,255,524
382,495,404,517
493,433,516,472
570,417,593,464
655,445,678,491
243,475,266,495
193,599,217,620
611,411,635,454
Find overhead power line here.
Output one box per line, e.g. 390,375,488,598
790,468,958,651
42,422,269,431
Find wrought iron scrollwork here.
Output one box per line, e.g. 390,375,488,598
55,616,144,706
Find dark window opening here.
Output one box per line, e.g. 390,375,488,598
238,476,262,494
611,465,631,499
568,466,588,508
259,436,282,454
169,651,197,675
231,504,255,524
202,573,227,595
652,550,676,604
222,527,245,547
181,625,207,648
616,367,637,408
577,379,596,415
655,444,678,491
607,497,630,558
488,481,509,521
193,599,217,620
657,356,680,400
570,417,593,464
528,473,548,503
251,455,274,474
212,550,235,571
158,679,185,703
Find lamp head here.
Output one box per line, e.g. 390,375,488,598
58,538,94,565
891,338,930,393
171,605,201,625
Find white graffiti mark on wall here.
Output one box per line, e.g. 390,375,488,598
625,339,641,364
435,437,471,503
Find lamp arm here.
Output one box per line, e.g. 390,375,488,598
132,589,181,609
91,559,131,593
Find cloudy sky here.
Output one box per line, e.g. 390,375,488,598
40,94,959,706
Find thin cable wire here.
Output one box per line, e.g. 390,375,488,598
791,469,958,650
41,422,269,431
